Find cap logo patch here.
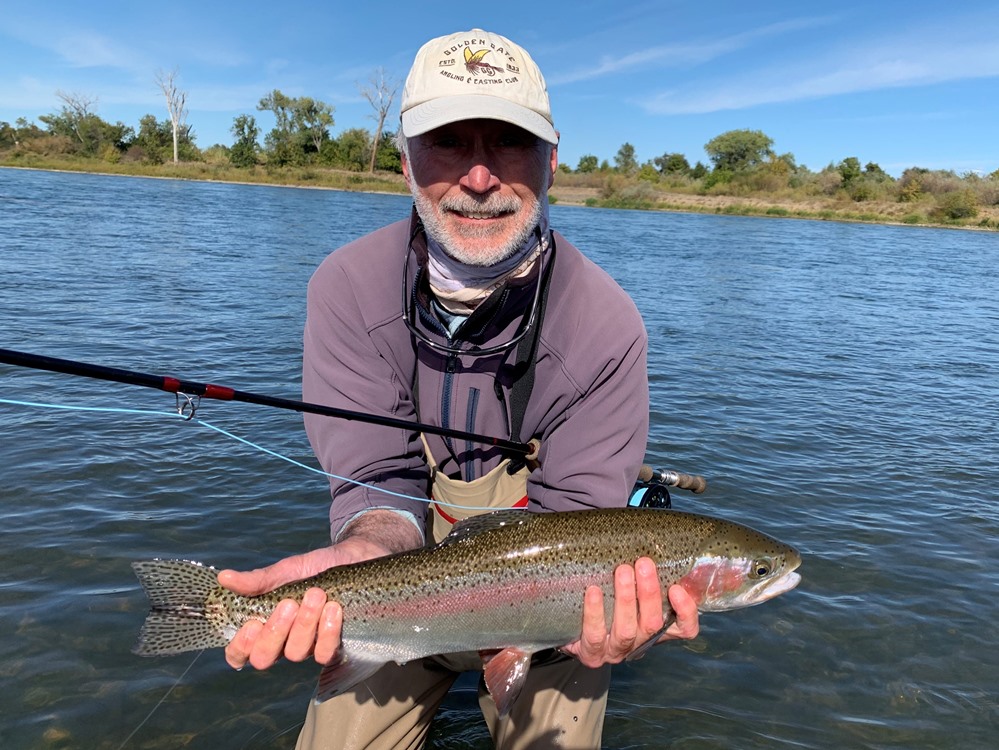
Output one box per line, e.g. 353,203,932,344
463,48,504,77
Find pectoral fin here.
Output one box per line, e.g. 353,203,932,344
626,613,676,662
482,647,533,718
314,653,386,704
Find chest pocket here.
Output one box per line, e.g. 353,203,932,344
423,438,531,544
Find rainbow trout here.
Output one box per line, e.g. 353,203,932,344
133,508,800,715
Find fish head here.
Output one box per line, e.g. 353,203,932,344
677,521,802,612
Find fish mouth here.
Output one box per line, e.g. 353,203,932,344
766,570,801,598
727,569,801,609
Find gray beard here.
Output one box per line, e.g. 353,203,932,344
412,189,543,267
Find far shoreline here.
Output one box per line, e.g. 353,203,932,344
3,162,997,233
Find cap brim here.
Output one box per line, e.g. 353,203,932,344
402,95,558,145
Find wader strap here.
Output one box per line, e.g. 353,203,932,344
505,236,556,470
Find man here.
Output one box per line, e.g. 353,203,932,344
219,28,698,749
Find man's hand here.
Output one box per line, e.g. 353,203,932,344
218,546,346,671
561,557,699,667
218,510,422,672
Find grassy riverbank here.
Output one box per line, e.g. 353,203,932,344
4,155,998,231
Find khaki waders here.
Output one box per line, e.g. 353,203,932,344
295,444,610,750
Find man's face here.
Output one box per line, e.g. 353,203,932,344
402,119,558,266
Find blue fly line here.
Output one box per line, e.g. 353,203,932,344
0,396,494,511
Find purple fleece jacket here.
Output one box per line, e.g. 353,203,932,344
302,216,649,541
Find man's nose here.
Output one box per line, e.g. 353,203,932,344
459,162,501,194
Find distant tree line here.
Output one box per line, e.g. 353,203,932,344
561,129,999,222
0,84,401,173
3,95,998,222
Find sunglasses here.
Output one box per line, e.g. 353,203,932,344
401,226,553,358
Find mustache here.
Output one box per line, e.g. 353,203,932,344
438,194,522,216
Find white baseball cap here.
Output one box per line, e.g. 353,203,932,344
400,29,558,145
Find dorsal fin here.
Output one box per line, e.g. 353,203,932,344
438,509,534,547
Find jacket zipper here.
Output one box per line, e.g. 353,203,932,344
464,387,480,482
441,354,458,458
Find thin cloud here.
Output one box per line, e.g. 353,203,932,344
2,16,248,75
642,17,999,114
0,75,58,110
549,17,834,86
56,31,144,70
0,15,151,74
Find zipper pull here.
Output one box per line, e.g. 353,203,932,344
494,378,510,435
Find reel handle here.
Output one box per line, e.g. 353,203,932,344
637,466,708,494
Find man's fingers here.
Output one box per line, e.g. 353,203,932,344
218,557,305,596
665,584,700,640
314,601,344,665
284,588,327,662
578,585,608,666
215,546,360,673
634,557,665,636
247,598,299,671
225,619,263,670
218,570,265,596
218,548,341,598
607,564,638,659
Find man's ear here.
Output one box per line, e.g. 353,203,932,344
401,151,413,190
547,139,559,189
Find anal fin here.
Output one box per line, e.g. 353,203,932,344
315,653,387,704
482,647,533,718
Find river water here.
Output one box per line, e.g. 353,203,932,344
1,167,996,749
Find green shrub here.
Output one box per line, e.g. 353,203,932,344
932,190,979,221
848,181,878,202
700,169,733,192
101,145,121,164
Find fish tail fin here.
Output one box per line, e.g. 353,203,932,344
131,560,229,656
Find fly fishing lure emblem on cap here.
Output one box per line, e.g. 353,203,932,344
463,47,505,76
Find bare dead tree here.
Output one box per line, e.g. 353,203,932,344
155,69,188,163
358,67,399,173
55,90,98,149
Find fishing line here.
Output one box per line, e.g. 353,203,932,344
0,396,505,512
244,718,308,748
2,396,509,745
115,649,204,750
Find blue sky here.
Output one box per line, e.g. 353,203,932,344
2,1,998,176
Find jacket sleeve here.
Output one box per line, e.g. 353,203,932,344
529,296,650,512
301,255,429,542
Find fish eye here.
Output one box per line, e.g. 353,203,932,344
749,558,773,579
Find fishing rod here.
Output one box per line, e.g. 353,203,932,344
0,347,535,458
1,347,709,493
